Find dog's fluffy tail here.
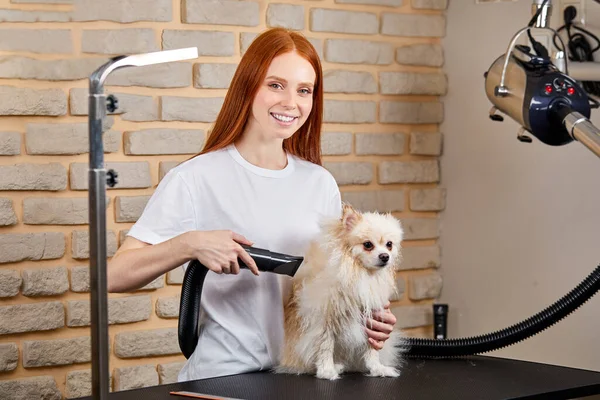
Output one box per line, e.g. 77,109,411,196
379,329,411,368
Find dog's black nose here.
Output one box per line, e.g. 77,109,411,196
379,253,389,263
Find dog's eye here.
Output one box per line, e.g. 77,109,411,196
363,241,374,250
386,241,393,249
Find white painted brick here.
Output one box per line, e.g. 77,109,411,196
0,376,61,400
401,218,440,240
114,364,158,391
156,296,180,318
71,230,117,259
119,230,129,246
0,86,66,116
389,277,406,302
0,132,20,155
115,196,151,222
70,88,158,121
26,123,119,155
194,63,237,89
311,9,378,34
82,28,159,55
355,133,404,155
410,188,446,211
23,197,109,225
0,343,18,372
241,33,323,60
240,32,258,55
23,336,90,367
380,101,444,124
163,30,235,56
183,0,259,26
321,132,352,155
410,132,443,155
325,39,393,64
341,190,404,212
137,275,165,291
167,267,185,285
267,4,304,30
114,327,180,358
72,0,172,22
0,302,64,334
0,198,17,226
335,0,401,5
409,273,443,300
70,161,151,190
379,160,439,184
0,29,72,54
160,161,181,181
0,233,65,264
71,266,157,293
381,13,446,37
0,270,21,298
21,266,69,297
124,129,204,155
65,369,113,399
106,62,192,88
161,96,224,122
158,362,186,385
398,245,441,270
0,10,69,22
324,100,376,123
324,162,373,185
0,56,105,81
390,304,432,329
14,0,72,3
324,70,377,94
412,0,447,9
70,266,90,293
0,163,66,191
396,44,444,67
380,72,447,95
67,295,152,326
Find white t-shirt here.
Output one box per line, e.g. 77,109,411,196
126,144,342,382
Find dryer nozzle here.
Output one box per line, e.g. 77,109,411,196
240,245,303,277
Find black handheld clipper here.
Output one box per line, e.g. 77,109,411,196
178,246,304,359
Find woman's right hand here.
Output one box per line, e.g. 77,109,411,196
178,230,260,276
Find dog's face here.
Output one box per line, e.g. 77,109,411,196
340,204,403,271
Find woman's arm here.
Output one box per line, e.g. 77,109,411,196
107,231,260,293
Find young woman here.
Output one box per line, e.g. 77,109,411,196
107,27,396,382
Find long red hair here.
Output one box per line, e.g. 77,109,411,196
196,28,324,165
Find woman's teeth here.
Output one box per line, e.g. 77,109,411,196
271,113,296,123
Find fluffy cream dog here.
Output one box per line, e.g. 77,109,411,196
277,203,407,380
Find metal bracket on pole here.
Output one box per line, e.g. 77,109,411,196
87,47,198,399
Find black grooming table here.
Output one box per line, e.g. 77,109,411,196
78,356,600,400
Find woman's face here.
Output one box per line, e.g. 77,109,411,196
247,50,316,141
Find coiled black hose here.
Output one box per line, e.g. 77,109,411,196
179,262,600,359
402,265,600,358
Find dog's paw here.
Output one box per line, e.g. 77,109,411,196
367,364,400,378
334,363,345,375
316,366,340,380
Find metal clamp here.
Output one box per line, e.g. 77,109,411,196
495,26,568,97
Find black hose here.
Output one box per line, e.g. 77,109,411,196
178,262,600,360
401,265,600,358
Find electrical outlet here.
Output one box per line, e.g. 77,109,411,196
558,0,585,25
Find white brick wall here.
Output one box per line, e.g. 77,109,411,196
0,0,447,396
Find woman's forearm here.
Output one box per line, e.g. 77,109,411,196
107,234,192,293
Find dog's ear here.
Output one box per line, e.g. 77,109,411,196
341,202,361,231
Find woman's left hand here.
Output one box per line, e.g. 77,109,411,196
366,302,397,350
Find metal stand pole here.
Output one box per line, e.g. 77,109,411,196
87,47,198,399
